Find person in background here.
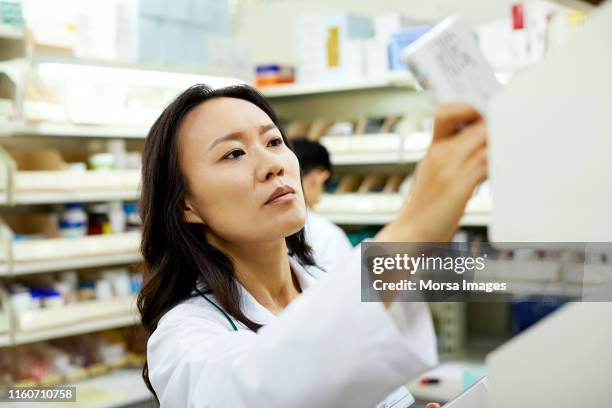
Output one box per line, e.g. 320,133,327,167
291,138,354,273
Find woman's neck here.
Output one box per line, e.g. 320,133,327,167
208,236,301,315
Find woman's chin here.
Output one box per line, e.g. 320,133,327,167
275,213,307,238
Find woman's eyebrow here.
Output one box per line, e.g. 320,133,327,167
208,124,278,151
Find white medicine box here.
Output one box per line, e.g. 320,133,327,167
296,13,373,84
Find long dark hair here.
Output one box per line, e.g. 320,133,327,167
138,84,316,397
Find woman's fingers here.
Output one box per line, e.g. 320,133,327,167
433,102,482,142
375,103,488,243
451,119,487,163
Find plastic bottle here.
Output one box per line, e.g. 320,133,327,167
87,204,111,235
123,202,141,231
59,203,88,238
109,202,126,233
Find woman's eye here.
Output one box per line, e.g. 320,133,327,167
223,149,245,160
268,137,283,147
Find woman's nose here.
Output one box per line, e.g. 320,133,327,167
265,164,284,180
256,151,285,181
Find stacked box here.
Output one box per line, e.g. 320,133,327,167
137,0,232,66
296,13,373,83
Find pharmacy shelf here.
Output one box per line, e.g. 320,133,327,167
260,73,418,98
11,295,138,345
322,132,431,166
1,189,140,205
55,368,152,408
32,53,247,83
330,150,426,166
8,252,142,276
14,315,138,345
0,25,24,40
0,122,149,139
0,168,140,205
320,212,491,227
12,312,139,345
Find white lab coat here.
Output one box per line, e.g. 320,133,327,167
147,246,438,407
304,209,354,273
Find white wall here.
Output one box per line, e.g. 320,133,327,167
236,0,594,65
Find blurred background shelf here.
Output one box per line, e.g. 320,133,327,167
8,253,142,276
0,122,149,139
322,132,429,166
0,169,141,205
5,231,141,264
329,149,426,166
12,312,139,346
318,212,491,227
259,73,418,98
52,368,152,408
0,24,24,40
0,332,10,346
5,190,140,205
11,296,138,346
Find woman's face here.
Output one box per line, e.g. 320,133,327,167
178,97,306,244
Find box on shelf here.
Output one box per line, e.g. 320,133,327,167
388,26,431,71
296,13,373,84
137,0,232,66
139,0,165,18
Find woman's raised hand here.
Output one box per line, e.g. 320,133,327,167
376,102,487,243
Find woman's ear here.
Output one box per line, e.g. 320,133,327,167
317,169,331,186
183,199,205,224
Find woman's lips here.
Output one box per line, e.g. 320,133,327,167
265,185,295,205
266,192,295,205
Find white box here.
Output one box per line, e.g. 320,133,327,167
296,13,373,83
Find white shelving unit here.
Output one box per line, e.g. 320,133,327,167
6,190,139,205
0,122,149,139
9,296,138,346
322,132,429,166
319,211,491,227
0,25,24,40
0,57,151,352
49,368,152,408
13,312,139,346
314,193,491,227
260,73,418,98
0,168,141,205
8,253,142,276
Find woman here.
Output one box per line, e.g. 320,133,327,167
139,84,486,407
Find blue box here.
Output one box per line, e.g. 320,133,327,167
186,27,209,66
190,0,212,26
164,0,191,22
388,25,431,70
138,16,163,62
139,0,165,18
161,21,190,65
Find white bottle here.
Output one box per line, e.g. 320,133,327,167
108,201,126,233
59,203,88,238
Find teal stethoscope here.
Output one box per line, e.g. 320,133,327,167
193,264,326,332
193,287,239,331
